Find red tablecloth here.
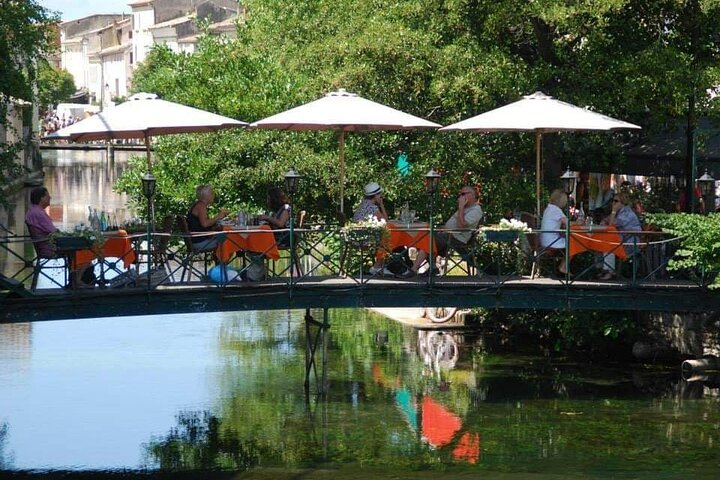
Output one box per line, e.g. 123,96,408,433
216,225,280,263
72,231,137,270
382,222,437,257
569,225,627,261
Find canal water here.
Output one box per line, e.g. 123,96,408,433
1,150,718,478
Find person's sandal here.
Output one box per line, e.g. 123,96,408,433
597,271,615,281
556,268,573,279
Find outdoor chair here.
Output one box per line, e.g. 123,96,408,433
149,215,176,283
271,209,306,277
521,212,562,278
337,210,377,279
440,231,479,277
175,215,218,282
26,221,70,289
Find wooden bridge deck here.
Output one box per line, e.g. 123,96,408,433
1,274,714,324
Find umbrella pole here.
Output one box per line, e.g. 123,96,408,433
145,133,152,174
535,131,542,219
339,130,345,214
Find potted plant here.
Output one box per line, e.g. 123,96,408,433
340,215,389,249
50,226,104,251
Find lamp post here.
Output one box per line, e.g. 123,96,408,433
284,168,302,285
560,167,576,281
425,168,441,286
141,172,156,289
697,169,715,215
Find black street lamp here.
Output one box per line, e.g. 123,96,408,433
425,168,441,284
560,166,576,196
559,167,576,282
284,168,302,285
141,172,156,290
284,168,301,196
141,172,157,199
425,168,441,195
697,169,715,215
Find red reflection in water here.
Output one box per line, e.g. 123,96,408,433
453,432,481,464
421,396,461,447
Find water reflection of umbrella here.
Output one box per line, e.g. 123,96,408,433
47,92,248,172
250,89,441,213
440,91,641,217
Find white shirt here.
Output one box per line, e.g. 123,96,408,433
445,203,483,244
540,203,566,249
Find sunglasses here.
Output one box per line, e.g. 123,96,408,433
612,199,620,203
458,191,471,197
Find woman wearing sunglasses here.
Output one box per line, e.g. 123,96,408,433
597,192,641,280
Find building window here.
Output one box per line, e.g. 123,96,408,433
129,52,133,64
128,30,133,39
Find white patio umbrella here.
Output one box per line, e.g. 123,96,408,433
250,89,442,213
440,91,641,217
47,92,248,172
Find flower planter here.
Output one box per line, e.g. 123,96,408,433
342,229,383,247
483,230,519,243
55,236,93,250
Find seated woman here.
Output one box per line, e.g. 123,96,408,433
539,189,571,277
596,191,642,280
258,186,292,247
352,182,390,276
352,182,388,222
186,185,229,251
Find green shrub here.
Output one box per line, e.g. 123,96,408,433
645,213,720,288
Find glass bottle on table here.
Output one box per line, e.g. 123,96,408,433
99,210,107,231
577,202,586,224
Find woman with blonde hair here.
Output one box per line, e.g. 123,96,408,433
540,189,571,276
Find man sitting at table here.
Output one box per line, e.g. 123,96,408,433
25,186,93,288
187,185,229,251
406,185,483,276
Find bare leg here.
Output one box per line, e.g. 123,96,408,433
411,250,428,273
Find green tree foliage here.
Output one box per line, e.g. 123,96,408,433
646,212,720,287
0,0,58,100
36,59,76,111
0,0,58,199
121,0,720,223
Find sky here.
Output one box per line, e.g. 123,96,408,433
39,0,131,21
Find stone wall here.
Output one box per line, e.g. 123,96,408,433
634,311,720,361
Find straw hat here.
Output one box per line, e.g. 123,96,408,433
364,182,382,197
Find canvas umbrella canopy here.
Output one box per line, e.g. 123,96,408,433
440,91,641,218
47,92,248,172
250,88,441,213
